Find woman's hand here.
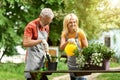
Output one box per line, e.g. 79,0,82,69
68,38,76,45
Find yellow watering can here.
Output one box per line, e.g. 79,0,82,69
64,43,77,56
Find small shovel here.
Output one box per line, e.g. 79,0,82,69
43,43,51,63
46,53,51,63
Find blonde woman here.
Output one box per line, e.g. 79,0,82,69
60,13,88,80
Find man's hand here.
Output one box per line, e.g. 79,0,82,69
42,39,49,52
68,38,76,45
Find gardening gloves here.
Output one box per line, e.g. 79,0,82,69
68,38,76,45
42,39,51,62
42,39,49,52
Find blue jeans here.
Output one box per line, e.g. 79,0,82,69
70,76,87,80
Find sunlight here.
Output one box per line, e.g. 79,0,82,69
108,0,120,8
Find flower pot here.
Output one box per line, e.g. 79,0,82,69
86,59,110,70
44,61,58,75
47,62,58,71
30,62,58,80
88,65,103,70
102,59,110,70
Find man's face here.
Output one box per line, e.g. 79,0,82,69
40,16,52,27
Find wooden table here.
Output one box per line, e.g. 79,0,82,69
25,69,120,79
25,69,120,73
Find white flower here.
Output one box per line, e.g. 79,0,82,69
90,53,103,66
76,54,87,68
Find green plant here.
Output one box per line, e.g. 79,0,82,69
76,53,86,69
90,52,103,66
74,43,115,69
50,55,58,62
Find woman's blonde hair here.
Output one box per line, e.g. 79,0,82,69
62,13,79,35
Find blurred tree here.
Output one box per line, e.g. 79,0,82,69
64,0,103,40
97,0,120,30
21,0,65,46
0,0,27,61
64,0,120,40
0,0,64,62
1,0,120,62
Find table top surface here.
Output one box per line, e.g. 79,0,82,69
25,69,120,73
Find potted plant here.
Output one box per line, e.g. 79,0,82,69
30,55,58,80
45,55,58,71
74,43,115,70
48,55,58,70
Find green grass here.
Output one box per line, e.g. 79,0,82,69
110,61,120,68
96,73,120,80
0,60,68,80
0,60,120,80
0,62,25,80
96,61,120,80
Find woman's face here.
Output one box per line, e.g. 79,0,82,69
67,17,77,33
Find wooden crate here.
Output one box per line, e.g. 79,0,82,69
49,46,59,62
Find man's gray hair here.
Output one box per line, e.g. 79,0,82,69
40,8,54,19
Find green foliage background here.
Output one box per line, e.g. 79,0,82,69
0,0,120,60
